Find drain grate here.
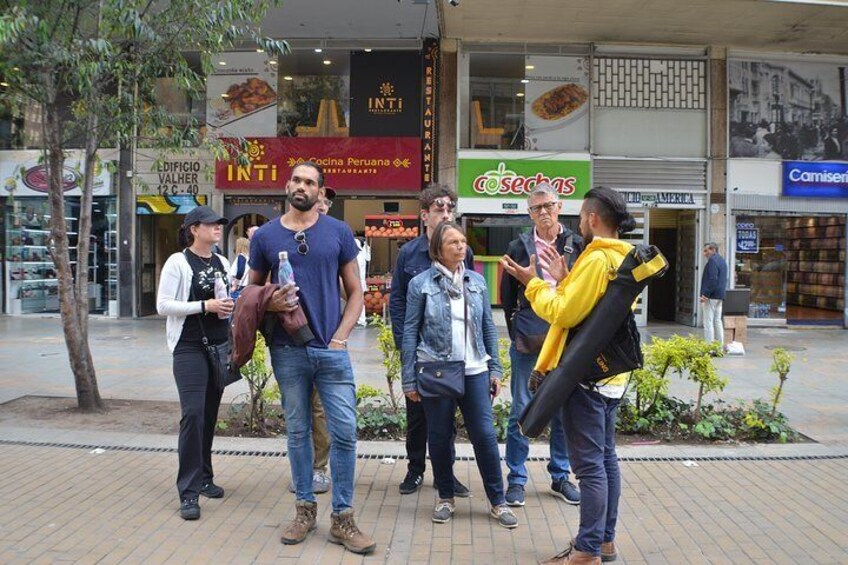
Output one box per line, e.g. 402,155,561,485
1,439,845,463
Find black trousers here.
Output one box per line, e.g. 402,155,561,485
173,341,223,500
405,395,457,477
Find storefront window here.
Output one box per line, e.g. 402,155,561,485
734,215,845,322
276,49,351,138
461,51,590,152
4,197,117,315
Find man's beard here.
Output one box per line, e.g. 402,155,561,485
581,226,594,245
287,190,318,212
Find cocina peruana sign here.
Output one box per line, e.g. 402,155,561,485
215,137,422,192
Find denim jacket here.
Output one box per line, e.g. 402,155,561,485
401,267,503,393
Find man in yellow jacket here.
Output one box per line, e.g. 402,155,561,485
501,186,636,565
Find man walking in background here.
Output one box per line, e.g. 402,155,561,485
700,242,728,347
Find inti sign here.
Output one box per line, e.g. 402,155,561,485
783,161,848,198
215,137,422,192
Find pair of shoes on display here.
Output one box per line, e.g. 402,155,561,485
282,500,376,554
287,470,331,495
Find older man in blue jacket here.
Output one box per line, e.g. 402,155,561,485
700,242,728,346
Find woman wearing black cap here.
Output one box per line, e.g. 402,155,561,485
156,205,233,520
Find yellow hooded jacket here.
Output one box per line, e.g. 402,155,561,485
524,237,634,388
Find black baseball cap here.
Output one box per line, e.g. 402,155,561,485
183,205,228,226
323,187,336,201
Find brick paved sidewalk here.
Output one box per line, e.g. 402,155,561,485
1,444,846,564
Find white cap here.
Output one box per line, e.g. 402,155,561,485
278,251,288,261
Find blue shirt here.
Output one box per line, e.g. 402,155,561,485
249,215,359,347
700,253,728,300
388,234,474,350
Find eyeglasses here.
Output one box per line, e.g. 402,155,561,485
323,199,333,209
528,201,558,215
294,230,309,255
432,197,456,211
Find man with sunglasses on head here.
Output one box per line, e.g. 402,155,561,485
389,183,474,497
249,162,375,555
500,183,583,509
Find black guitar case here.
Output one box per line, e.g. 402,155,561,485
518,244,669,438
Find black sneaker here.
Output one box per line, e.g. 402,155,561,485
431,477,471,498
180,497,200,520
551,478,580,505
399,472,423,495
505,484,525,507
200,482,224,499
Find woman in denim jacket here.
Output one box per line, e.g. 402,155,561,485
401,222,518,529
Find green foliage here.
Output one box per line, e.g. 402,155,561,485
741,399,796,443
617,396,797,443
356,405,407,440
372,315,402,412
356,384,382,406
498,338,512,385
491,400,512,442
630,334,724,421
768,347,794,415
231,333,280,434
769,347,794,378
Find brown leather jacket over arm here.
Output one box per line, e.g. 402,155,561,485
231,284,314,368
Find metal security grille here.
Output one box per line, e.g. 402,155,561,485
593,58,707,110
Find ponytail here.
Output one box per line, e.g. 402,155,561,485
584,186,635,234
178,224,195,248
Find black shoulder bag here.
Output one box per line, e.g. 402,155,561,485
414,286,467,399
186,253,242,391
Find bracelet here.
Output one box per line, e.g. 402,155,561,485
330,338,348,348
200,300,206,314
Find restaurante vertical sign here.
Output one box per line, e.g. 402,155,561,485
422,39,439,185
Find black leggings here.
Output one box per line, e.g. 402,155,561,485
173,341,223,500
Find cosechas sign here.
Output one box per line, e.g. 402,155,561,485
782,161,848,198
457,156,590,200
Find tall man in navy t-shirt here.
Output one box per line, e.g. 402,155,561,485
249,162,375,555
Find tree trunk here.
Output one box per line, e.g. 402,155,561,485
43,76,103,412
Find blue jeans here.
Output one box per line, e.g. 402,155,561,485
270,345,357,513
506,344,571,486
421,371,505,506
560,385,621,556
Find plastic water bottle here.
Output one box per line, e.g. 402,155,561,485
214,273,229,319
277,251,296,286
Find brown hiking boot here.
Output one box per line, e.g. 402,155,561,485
540,541,601,565
600,541,617,562
328,508,376,554
280,500,317,545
